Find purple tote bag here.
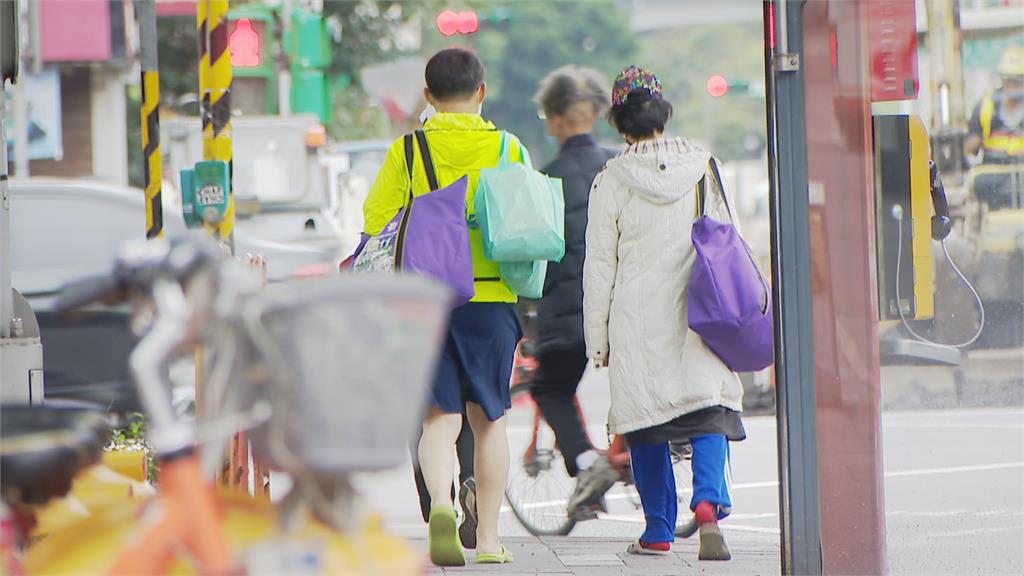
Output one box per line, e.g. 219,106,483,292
687,159,773,372
351,131,475,305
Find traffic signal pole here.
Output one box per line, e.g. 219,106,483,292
198,1,266,495
197,0,231,483
198,0,234,249
136,0,163,239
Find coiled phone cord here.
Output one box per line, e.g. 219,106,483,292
893,204,986,348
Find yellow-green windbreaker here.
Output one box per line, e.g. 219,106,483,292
362,113,526,303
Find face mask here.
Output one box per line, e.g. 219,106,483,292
419,104,436,124
1002,84,1024,105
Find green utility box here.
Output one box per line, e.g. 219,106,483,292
291,69,330,124
290,12,331,69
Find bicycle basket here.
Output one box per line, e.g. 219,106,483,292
245,274,451,474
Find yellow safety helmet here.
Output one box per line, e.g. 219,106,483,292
998,45,1024,77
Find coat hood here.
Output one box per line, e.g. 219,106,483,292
605,137,711,205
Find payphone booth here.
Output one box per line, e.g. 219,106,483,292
764,1,974,574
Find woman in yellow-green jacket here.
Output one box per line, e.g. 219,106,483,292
362,48,524,567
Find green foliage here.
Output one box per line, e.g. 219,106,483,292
108,412,158,483
126,84,144,189
327,83,393,141
466,0,638,163
322,1,445,139
323,1,436,81
141,1,763,162
638,22,767,160
157,16,200,104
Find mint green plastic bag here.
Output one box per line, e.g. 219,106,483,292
499,260,547,299
476,132,565,263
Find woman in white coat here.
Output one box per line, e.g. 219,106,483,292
583,66,745,560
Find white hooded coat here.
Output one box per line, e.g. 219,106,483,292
583,137,744,435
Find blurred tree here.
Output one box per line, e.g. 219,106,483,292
462,0,638,163
323,1,435,84
157,16,200,111
638,22,767,160
322,1,444,138
126,84,143,188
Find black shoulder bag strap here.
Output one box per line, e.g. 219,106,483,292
395,133,417,268
396,131,443,269
414,130,441,191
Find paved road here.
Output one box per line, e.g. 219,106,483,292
352,369,1024,575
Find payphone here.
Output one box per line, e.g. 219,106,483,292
873,114,984,364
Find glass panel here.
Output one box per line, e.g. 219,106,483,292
799,0,1023,573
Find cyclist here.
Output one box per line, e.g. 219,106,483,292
529,66,621,515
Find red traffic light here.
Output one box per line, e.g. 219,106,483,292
437,10,479,36
706,75,729,98
230,18,260,67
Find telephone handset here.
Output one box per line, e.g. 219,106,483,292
929,160,952,241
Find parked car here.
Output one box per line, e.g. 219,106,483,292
9,177,336,411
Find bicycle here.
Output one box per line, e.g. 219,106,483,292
9,237,452,575
503,305,699,538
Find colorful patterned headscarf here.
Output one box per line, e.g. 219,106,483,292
611,65,663,107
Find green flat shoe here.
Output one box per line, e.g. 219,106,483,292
428,506,466,567
475,545,514,564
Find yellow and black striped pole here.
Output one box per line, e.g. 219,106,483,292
137,0,162,239
198,0,234,248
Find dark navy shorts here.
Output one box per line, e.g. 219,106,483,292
432,302,522,422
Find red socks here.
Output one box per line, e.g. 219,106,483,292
695,501,718,525
640,540,672,552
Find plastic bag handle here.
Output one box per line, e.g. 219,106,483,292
499,131,532,168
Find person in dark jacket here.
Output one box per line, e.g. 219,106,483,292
529,66,619,508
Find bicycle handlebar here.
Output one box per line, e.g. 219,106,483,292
55,273,125,313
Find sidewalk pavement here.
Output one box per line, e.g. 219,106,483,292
416,533,782,576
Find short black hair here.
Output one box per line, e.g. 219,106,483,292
425,48,485,102
607,89,673,140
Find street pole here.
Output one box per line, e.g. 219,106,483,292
766,1,823,574
198,0,234,250
1,0,18,339
136,0,164,239
198,0,243,490
1,79,11,340
278,0,293,115
11,73,28,179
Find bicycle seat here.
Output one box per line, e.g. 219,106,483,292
0,404,110,504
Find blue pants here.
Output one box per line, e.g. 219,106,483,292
630,434,733,543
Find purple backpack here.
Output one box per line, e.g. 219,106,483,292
351,131,475,305
687,159,774,372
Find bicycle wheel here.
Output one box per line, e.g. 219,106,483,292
504,383,578,536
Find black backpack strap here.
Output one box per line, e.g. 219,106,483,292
403,133,415,205
414,130,441,191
